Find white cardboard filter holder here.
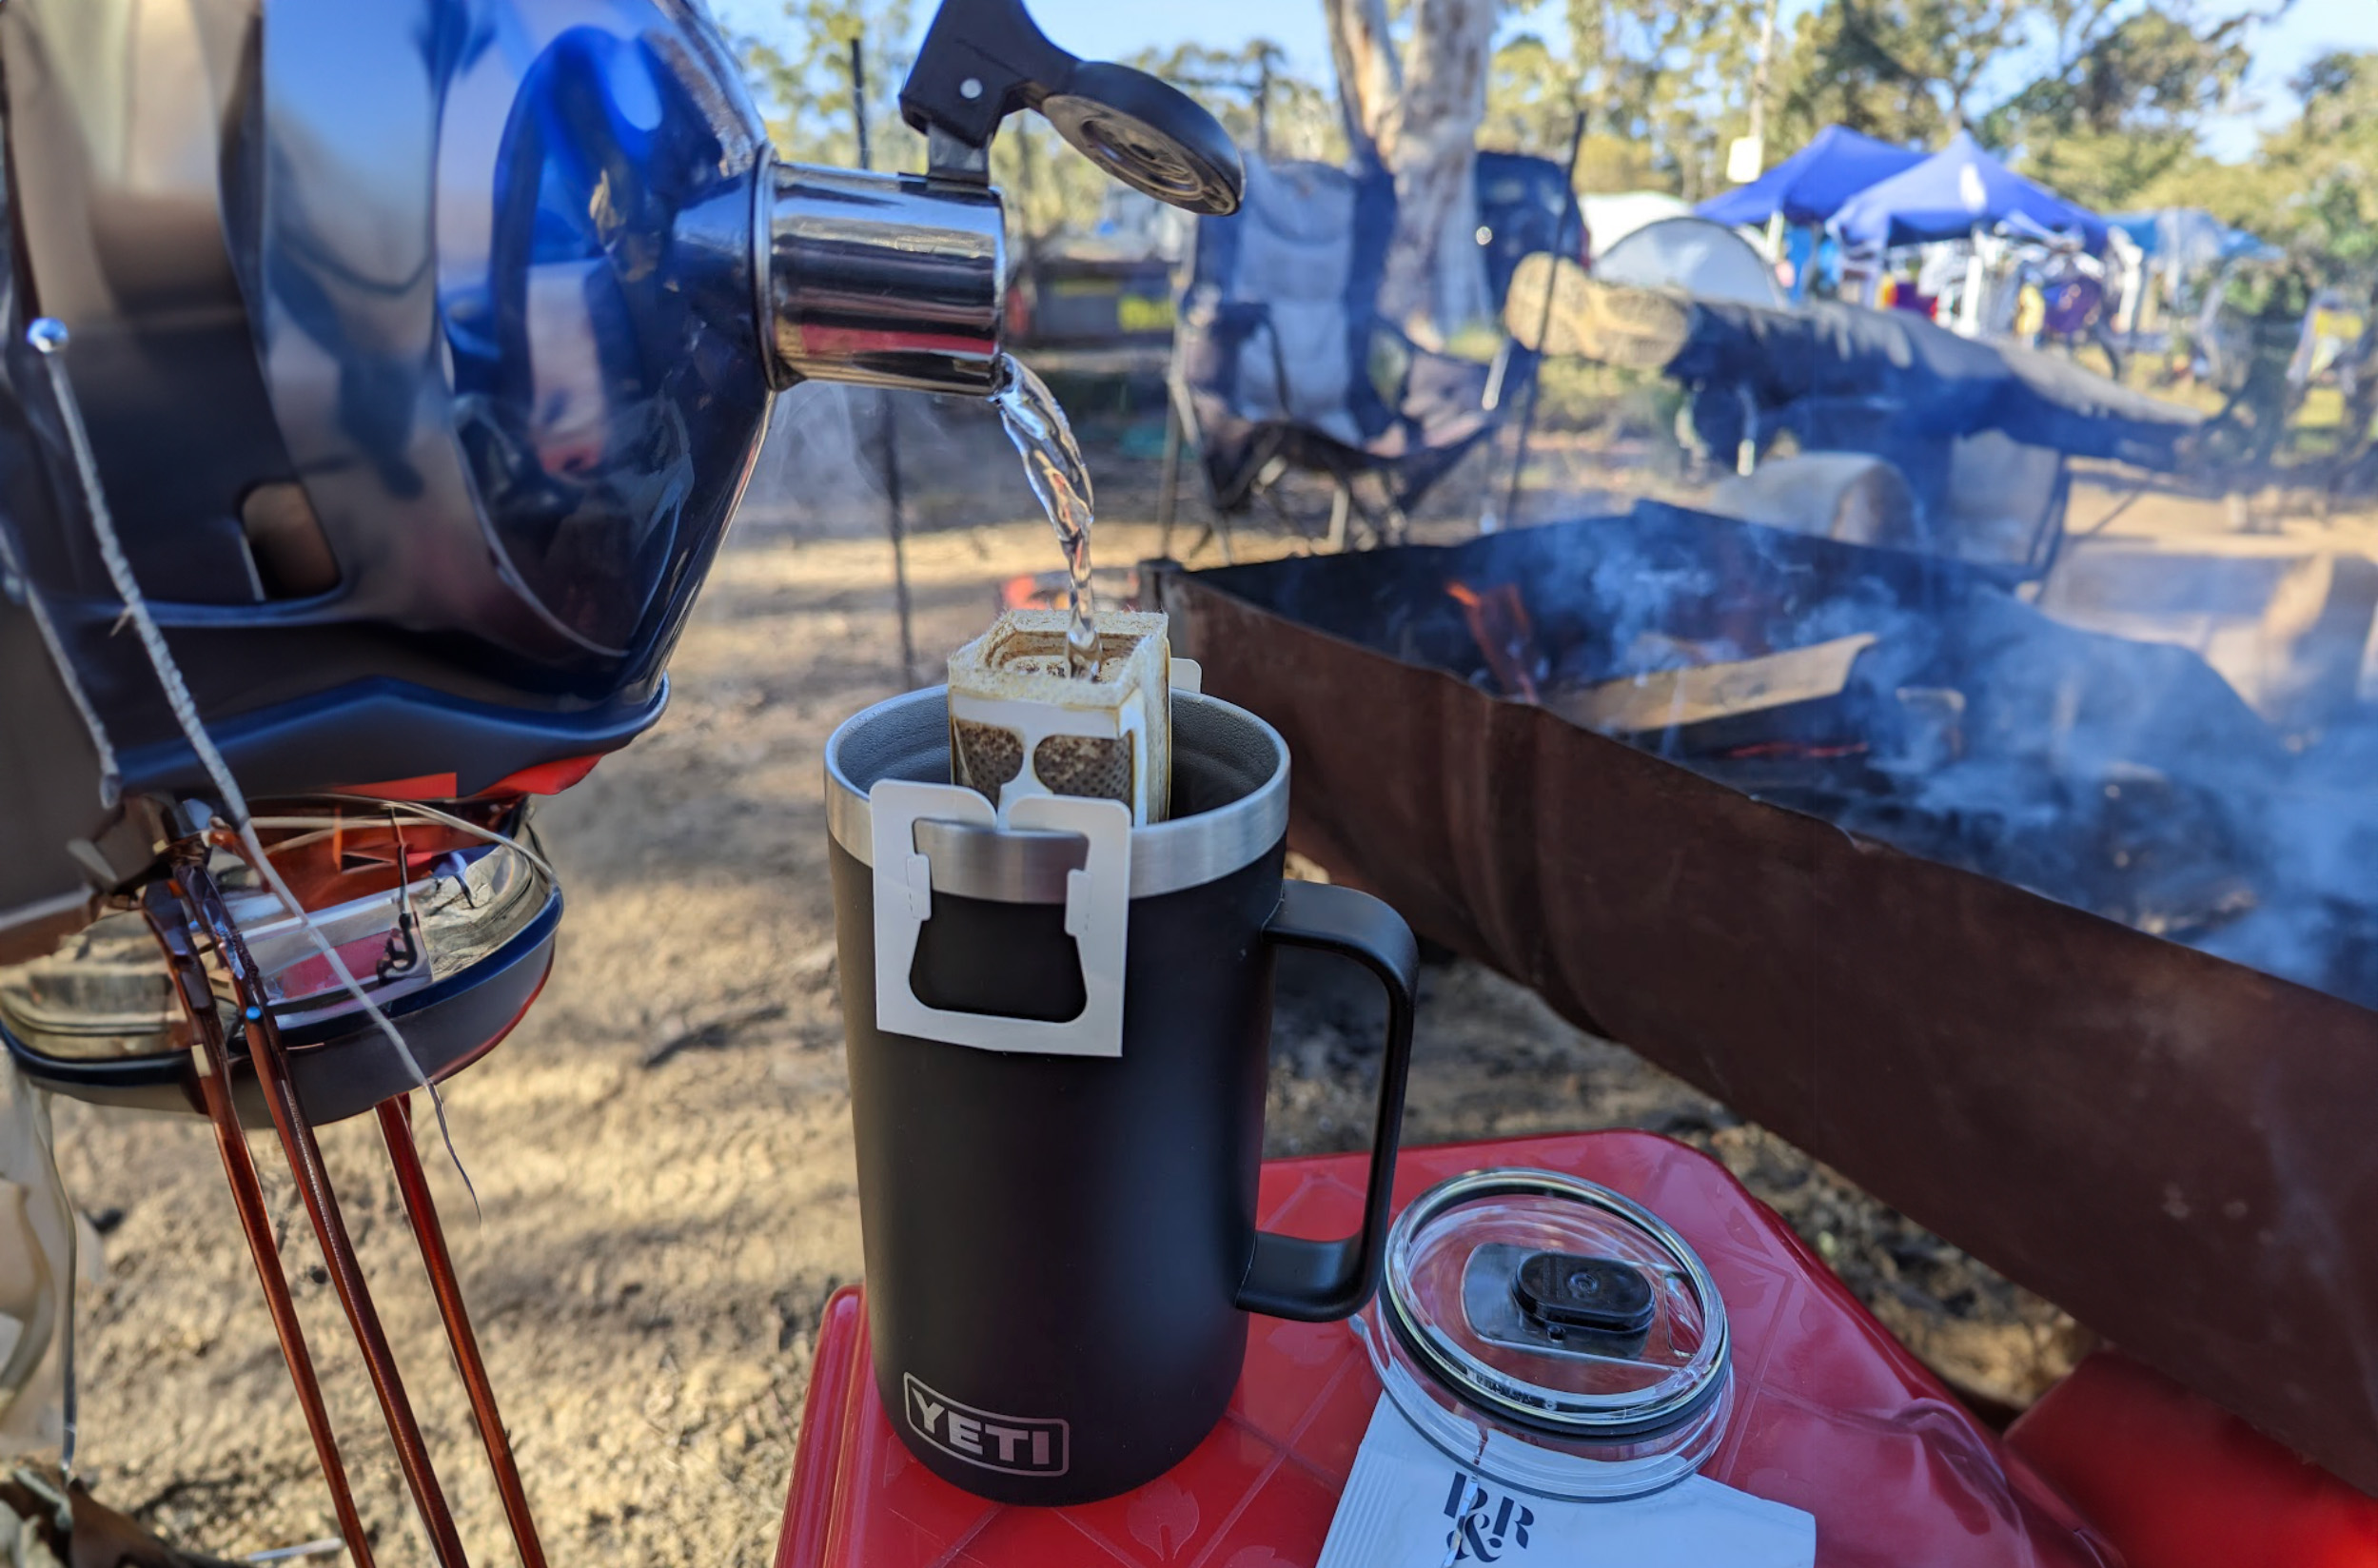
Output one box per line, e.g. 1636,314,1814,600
868,782,1132,1058
868,647,1200,1060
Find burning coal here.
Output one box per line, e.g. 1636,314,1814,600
1445,580,1541,703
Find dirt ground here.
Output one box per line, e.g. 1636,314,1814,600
48,385,2279,1565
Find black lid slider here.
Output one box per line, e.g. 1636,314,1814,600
1512,1250,1657,1342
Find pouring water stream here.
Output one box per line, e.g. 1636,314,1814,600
992,353,1099,677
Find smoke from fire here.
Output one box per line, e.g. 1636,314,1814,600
1269,503,2378,1010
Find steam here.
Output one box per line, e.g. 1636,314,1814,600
737,383,899,538
739,382,1019,539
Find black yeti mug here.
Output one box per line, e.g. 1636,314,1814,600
824,684,1416,1504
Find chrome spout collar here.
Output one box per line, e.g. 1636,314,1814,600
765,165,1007,396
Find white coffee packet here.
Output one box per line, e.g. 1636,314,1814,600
1317,1397,1815,1568
946,608,1172,826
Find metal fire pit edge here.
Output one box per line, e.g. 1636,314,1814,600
1148,550,2378,1498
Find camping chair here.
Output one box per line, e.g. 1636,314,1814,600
1160,158,1526,559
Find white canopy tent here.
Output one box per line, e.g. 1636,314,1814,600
1580,191,1694,257
1591,216,1787,310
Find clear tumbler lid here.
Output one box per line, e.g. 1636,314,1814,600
1354,1167,1733,1499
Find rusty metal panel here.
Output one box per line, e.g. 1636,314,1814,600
1151,545,2378,1497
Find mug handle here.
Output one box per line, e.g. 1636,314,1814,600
1235,879,1418,1322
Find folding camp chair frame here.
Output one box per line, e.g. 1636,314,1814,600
1723,390,2077,584
1157,308,1517,560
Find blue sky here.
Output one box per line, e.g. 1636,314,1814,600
718,0,2378,164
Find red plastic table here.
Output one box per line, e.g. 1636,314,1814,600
776,1132,2115,1567
2009,1346,2378,1568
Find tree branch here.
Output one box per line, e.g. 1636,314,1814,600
1836,0,1933,89
2054,0,2123,74
1979,0,2271,131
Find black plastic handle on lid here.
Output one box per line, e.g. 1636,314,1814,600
1235,879,1418,1322
1514,1251,1657,1336
898,0,1244,216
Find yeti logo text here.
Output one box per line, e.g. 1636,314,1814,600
1444,1474,1535,1561
902,1375,1069,1477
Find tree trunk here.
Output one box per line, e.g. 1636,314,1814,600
1325,0,1498,343
2326,273,2378,500
1323,0,1398,164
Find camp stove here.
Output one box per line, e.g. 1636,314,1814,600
0,0,1242,1557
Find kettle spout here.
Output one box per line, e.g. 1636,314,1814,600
764,164,1007,396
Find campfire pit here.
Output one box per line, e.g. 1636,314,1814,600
1149,502,2378,1495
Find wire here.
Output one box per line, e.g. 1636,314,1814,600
16,1086,79,1484
27,320,474,1205
313,796,560,880
246,1539,346,1563
243,809,555,882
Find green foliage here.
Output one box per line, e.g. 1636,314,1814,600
2129,49,2378,285
1128,41,1350,167
1482,32,1578,159
737,0,922,171
986,118,1110,253
1485,0,2251,205
1775,0,2025,147
1484,0,2248,206
1571,133,1664,192
1764,0,2256,210
1990,2,2249,143
735,0,2369,286
1990,1,2252,209
1479,0,1777,198
1610,0,1776,198
2275,50,2378,279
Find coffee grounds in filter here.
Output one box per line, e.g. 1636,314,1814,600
1032,734,1134,802
953,721,1027,795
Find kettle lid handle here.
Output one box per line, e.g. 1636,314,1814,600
897,0,1243,216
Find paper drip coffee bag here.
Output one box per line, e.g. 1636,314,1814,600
947,609,1172,825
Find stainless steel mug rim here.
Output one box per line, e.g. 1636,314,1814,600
824,686,1288,903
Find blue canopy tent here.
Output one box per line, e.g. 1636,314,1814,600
2109,208,2279,277
1698,125,1927,228
1833,131,2108,252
